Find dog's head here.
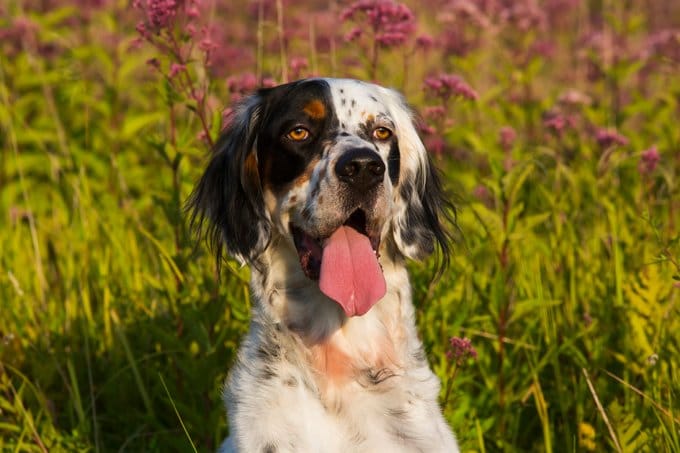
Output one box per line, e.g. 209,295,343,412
188,78,453,316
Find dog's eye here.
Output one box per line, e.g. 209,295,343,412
287,127,310,141
372,127,392,141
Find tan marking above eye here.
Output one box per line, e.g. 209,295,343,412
287,127,310,141
303,100,326,119
372,127,392,140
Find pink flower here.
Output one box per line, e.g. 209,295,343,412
473,184,489,200
227,73,259,96
424,74,478,101
415,34,435,50
344,26,363,42
422,105,447,120
472,184,494,209
418,122,436,136
558,89,592,106
133,0,179,31
199,37,217,52
261,77,278,88
638,146,660,175
499,126,517,151
424,136,446,156
169,63,185,78
643,29,680,62
446,337,477,366
596,128,628,148
341,0,416,48
543,112,577,135
289,57,309,79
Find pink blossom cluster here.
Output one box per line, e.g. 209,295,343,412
642,29,680,63
341,0,416,47
499,126,517,151
133,0,180,33
446,336,478,366
0,16,38,56
595,128,629,149
424,74,478,101
543,112,578,136
497,1,546,33
226,73,277,100
638,146,660,175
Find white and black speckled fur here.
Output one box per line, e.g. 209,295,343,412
188,78,458,452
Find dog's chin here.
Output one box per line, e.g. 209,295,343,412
290,209,381,281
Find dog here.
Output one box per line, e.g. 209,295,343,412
188,78,459,452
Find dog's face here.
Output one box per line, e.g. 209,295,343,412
189,78,452,315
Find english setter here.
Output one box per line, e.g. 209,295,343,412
188,78,458,452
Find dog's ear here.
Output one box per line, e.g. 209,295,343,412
379,87,455,272
187,93,271,266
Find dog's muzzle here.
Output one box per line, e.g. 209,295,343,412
289,149,388,317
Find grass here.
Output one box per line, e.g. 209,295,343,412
1,0,679,451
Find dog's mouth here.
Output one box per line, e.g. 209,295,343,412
291,209,386,317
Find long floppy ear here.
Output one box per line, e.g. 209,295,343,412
379,87,455,271
186,93,270,266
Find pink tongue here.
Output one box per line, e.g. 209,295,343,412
319,226,386,317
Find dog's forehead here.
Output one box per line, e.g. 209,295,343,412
323,79,394,131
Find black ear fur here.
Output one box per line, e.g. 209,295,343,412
397,156,456,274
187,94,270,267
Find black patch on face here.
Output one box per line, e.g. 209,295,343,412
387,141,400,184
256,79,339,192
262,443,277,453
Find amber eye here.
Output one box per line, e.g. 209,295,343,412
372,127,392,141
287,127,310,141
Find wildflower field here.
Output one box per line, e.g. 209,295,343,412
1,0,679,451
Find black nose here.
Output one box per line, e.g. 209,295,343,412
335,148,386,191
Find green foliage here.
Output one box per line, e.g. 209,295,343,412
1,0,679,451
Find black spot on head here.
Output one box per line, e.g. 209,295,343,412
341,98,346,106
351,99,356,107
347,109,352,117
350,430,366,446
341,122,346,128
259,366,277,380
340,88,344,93
387,407,408,419
370,95,378,102
256,342,281,360
262,443,276,453
412,348,427,364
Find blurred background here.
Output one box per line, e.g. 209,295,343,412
1,0,679,451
